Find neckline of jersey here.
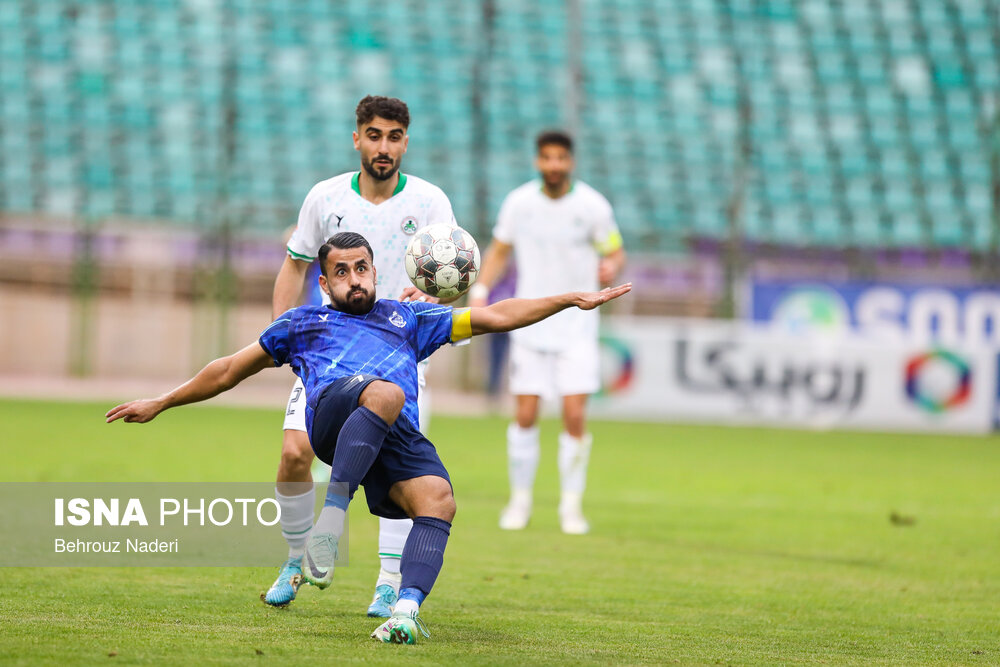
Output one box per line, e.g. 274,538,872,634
538,179,575,199
322,302,377,318
351,172,408,199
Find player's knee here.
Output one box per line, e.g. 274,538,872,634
407,479,455,522
515,396,539,428
434,486,457,523
515,406,539,429
362,381,406,424
280,431,314,475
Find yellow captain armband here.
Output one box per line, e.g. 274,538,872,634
593,230,623,255
451,308,473,342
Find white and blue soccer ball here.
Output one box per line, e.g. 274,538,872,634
404,223,481,299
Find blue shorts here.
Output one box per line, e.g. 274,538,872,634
308,374,451,520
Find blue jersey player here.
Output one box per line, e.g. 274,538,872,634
107,231,631,644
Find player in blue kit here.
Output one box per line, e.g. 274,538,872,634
106,232,631,644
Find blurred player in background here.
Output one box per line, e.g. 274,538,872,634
264,95,455,614
470,130,626,534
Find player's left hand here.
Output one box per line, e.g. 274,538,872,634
574,283,632,311
105,399,165,424
398,286,439,304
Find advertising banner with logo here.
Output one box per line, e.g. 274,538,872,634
747,280,1000,346
590,317,996,434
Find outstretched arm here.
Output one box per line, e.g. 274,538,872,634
105,341,275,424
468,283,631,336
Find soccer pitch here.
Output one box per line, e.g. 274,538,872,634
0,398,997,665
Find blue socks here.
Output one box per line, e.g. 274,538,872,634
399,516,452,604
313,407,390,538
326,406,390,507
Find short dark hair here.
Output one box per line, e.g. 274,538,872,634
355,95,410,129
318,232,374,274
536,129,574,154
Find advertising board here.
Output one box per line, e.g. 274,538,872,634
749,281,1000,346
591,317,996,433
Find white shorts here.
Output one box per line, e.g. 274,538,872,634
283,363,429,432
509,339,600,399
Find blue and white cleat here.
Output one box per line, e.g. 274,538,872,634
302,532,338,589
366,584,398,618
370,610,430,644
261,556,302,607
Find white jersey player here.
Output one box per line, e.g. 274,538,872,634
264,96,455,614
470,130,626,535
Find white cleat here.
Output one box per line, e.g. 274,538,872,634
302,532,338,588
559,493,590,534
499,500,531,530
370,610,430,644
559,509,590,535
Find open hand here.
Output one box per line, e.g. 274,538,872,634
574,283,632,311
105,399,164,424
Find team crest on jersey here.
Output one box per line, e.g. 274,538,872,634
401,217,418,235
389,310,406,328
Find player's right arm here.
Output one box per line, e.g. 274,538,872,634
274,184,327,318
105,341,275,424
272,255,311,318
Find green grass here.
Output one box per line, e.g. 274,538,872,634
1,398,998,665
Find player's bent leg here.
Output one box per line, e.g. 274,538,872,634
304,378,400,589
371,476,454,644
559,394,592,535
501,395,541,530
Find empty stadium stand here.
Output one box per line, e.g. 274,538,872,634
0,0,996,252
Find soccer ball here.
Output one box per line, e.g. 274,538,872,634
404,223,481,299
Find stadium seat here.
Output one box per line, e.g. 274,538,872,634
0,0,995,249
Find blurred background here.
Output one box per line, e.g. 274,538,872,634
0,0,998,432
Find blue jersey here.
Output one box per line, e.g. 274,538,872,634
259,300,469,433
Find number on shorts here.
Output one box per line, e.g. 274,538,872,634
286,387,303,415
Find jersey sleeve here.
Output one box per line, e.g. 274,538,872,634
259,310,294,366
589,192,623,255
286,186,325,262
407,302,468,361
492,191,518,244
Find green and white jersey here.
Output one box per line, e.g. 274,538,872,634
287,171,455,301
493,179,622,351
